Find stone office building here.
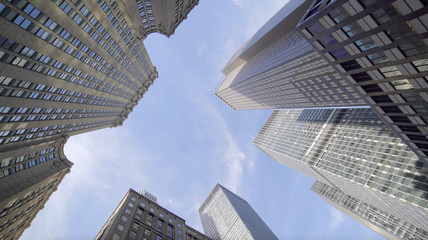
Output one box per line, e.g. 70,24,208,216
0,0,199,239
96,189,210,240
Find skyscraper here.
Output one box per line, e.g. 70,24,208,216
0,136,72,240
254,108,428,236
296,0,428,164
312,180,428,240
96,188,210,240
216,0,366,110
0,0,198,238
131,0,200,40
199,183,278,240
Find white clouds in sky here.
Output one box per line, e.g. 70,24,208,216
329,206,345,231
231,0,243,7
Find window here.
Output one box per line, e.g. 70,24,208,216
117,224,124,231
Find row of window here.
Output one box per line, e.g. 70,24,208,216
0,119,112,145
0,73,127,108
52,0,146,88
1,1,138,97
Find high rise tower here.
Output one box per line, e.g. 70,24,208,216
96,189,210,240
254,108,428,235
296,0,428,163
0,0,199,238
312,180,428,240
199,184,278,240
215,0,366,110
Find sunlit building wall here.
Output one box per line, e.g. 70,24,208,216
0,0,199,238
254,108,428,231
215,0,366,110
312,180,428,240
199,184,278,240
96,189,210,240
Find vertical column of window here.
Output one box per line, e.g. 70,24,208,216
0,4,132,100
4,1,136,96
98,0,149,82
51,0,138,91
58,0,142,89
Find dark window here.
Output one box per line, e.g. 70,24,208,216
361,84,382,93
340,59,361,71
351,72,372,82
380,106,401,113
389,116,412,123
371,95,392,103
399,125,420,133
318,34,338,47
307,21,325,36
415,143,428,149
407,134,427,141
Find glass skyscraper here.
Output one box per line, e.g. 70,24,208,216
254,108,428,238
312,180,427,240
199,184,278,240
216,0,366,110
297,0,428,169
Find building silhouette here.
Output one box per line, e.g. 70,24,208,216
199,183,278,240
96,189,210,240
254,108,428,238
296,0,428,164
0,0,198,238
312,180,427,240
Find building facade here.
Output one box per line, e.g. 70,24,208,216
0,146,72,240
96,189,210,240
216,0,366,110
254,108,428,235
127,0,199,40
312,180,428,240
296,0,428,163
199,184,278,240
0,0,198,238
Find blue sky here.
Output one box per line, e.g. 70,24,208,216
21,0,385,239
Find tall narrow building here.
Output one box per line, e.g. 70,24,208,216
0,0,199,238
254,108,428,236
216,0,366,110
296,0,428,166
199,183,278,240
96,189,210,240
312,180,428,240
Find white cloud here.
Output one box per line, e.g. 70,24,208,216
222,130,246,193
329,206,345,231
196,42,207,58
231,0,243,7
